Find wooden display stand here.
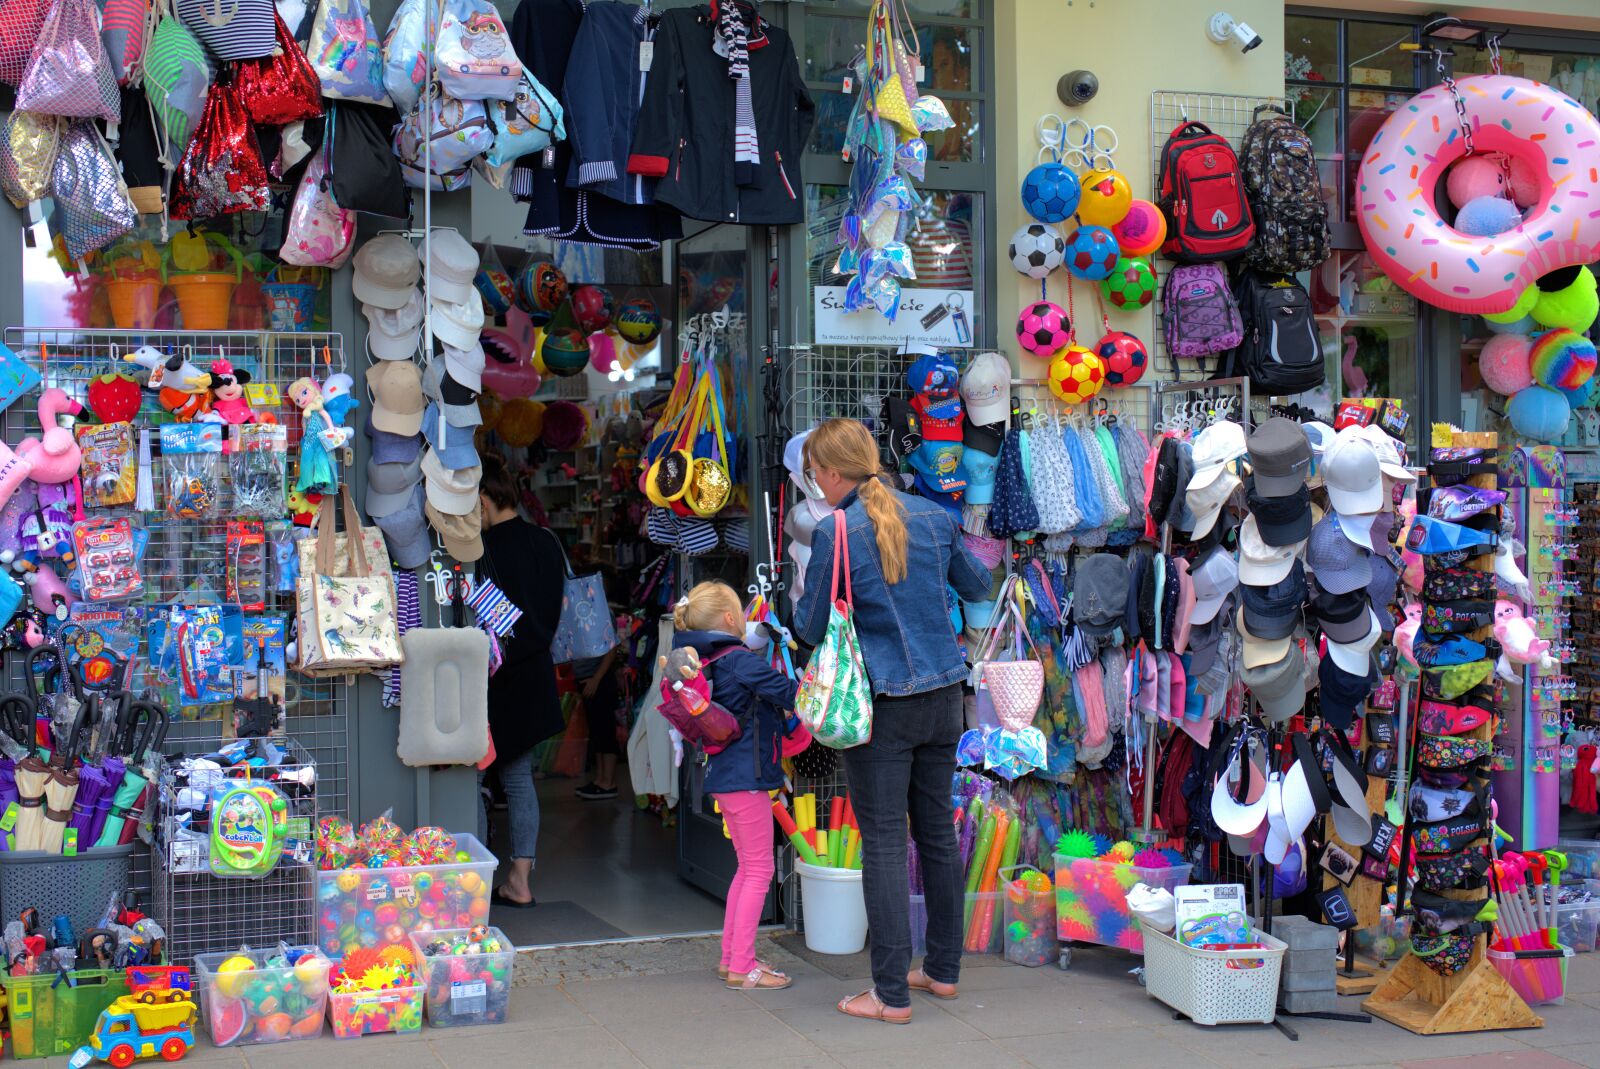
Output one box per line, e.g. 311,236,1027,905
1330,774,1389,995
1363,430,1543,1034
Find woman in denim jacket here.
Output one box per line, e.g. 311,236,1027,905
794,419,990,1024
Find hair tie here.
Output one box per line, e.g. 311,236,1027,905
675,595,690,608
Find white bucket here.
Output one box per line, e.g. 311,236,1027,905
795,859,868,955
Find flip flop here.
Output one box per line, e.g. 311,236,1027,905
492,888,536,909
837,989,910,1025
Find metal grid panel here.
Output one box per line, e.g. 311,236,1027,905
153,862,315,962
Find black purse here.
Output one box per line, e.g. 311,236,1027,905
325,101,409,218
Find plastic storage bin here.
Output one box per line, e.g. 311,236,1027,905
195,947,332,1045
909,892,1002,957
1558,839,1600,879
1353,909,1413,963
411,928,516,1027
1488,945,1572,1006
315,833,495,957
326,984,425,1038
1002,869,1057,967
0,846,135,930
1054,856,1192,955
0,970,130,1059
1558,902,1600,954
1142,926,1287,1026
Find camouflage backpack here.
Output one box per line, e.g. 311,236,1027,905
1240,104,1330,274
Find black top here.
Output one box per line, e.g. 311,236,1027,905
478,518,566,665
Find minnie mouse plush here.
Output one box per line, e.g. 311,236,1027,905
203,359,277,427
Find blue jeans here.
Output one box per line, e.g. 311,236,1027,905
479,748,539,862
842,683,964,1009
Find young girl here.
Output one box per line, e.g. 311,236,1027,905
671,581,798,990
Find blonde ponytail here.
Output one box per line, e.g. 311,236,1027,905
804,418,909,585
673,581,744,632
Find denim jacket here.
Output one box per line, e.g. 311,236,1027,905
794,483,991,697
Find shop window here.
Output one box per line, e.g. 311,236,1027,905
1312,250,1422,452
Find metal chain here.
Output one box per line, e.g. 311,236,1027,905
1488,34,1503,76
1436,49,1475,157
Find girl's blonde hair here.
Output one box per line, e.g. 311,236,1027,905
673,581,744,633
804,418,908,584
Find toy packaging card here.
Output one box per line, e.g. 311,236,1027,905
1174,884,1253,948
72,517,143,601
159,423,225,520
226,521,267,610
58,605,142,692
152,603,245,715
76,422,137,507
230,423,287,516
232,615,287,739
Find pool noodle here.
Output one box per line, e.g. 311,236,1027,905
772,799,821,866
968,811,1010,952
990,819,1023,945
845,828,861,869
963,812,997,930
829,795,845,838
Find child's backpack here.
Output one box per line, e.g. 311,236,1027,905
657,646,743,754
1157,120,1254,262
1161,264,1243,369
1218,270,1325,396
1240,104,1330,274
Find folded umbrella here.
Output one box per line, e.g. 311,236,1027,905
0,685,34,849
95,701,167,849
66,693,128,847
9,693,51,851
36,696,90,854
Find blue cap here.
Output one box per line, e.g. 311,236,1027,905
907,353,959,395
421,402,480,471
908,440,967,492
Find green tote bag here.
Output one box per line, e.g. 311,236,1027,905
794,511,874,749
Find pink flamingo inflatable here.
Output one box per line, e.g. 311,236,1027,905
15,389,85,522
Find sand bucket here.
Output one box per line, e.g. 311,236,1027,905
169,231,243,331
105,276,163,329
261,265,318,332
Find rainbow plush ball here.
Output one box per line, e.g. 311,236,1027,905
1064,226,1120,281
1529,328,1597,391
1100,256,1156,310
1478,333,1534,396
615,298,662,344
1455,195,1522,238
1021,163,1081,224
1507,385,1571,443
1047,346,1105,405
1562,377,1596,410
1096,330,1148,387
1016,301,1071,359
1531,266,1598,334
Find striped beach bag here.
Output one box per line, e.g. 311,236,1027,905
176,0,275,60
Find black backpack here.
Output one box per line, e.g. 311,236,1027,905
1240,104,1330,273
325,102,410,219
1217,271,1324,396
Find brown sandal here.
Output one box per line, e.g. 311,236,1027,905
908,968,958,1000
727,965,791,990
836,989,911,1024
717,958,773,980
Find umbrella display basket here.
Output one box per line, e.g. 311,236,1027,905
0,845,136,926
151,740,318,875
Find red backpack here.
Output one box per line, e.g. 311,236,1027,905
1157,120,1254,262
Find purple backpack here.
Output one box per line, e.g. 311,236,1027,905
1161,263,1243,362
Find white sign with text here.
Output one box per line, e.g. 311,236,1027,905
813,286,974,347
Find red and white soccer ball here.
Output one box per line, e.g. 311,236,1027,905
1096,330,1149,387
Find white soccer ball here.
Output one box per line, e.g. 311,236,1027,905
1008,223,1066,280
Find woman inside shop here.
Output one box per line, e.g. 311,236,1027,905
477,455,567,908
794,419,991,1024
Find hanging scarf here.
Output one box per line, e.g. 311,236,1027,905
987,427,1040,538
1029,416,1080,535
716,0,760,186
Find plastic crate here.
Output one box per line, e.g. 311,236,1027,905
1054,855,1192,954
1558,901,1600,953
326,984,425,1038
194,948,331,1045
411,928,516,1027
1353,909,1412,963
1142,926,1287,1026
314,833,495,957
1488,944,1572,1006
1558,840,1600,880
0,970,130,1059
909,892,1001,957
0,846,135,930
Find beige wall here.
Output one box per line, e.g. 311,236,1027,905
1294,0,1600,33
994,0,1286,367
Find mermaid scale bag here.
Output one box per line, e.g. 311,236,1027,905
0,110,63,208
15,0,121,121
970,589,1045,733
50,122,137,262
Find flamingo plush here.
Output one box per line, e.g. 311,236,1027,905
15,389,83,484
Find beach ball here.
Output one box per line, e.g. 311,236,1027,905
1446,156,1509,210
1529,328,1597,391
1531,266,1598,334
525,262,568,325
1112,200,1165,257
1063,225,1120,281
1483,284,1538,325
1076,169,1132,228
570,285,614,334
1507,385,1571,444
1456,195,1522,238
1101,257,1156,311
1015,301,1070,359
1008,223,1066,280
541,328,590,376
1047,346,1105,405
1096,331,1148,387
1477,333,1533,396
616,298,662,344
588,331,619,374
1021,163,1081,224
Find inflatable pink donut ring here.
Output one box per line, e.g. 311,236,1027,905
1356,73,1600,315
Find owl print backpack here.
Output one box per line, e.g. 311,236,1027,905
435,0,520,102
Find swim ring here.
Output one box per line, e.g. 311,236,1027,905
1355,74,1600,315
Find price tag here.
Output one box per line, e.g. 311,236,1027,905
841,75,853,95
450,980,487,1017
913,59,925,81
366,883,390,902
0,802,18,832
64,829,78,856
246,382,281,407
639,41,654,72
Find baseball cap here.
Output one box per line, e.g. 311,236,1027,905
373,482,431,569
906,353,959,395
1241,559,1306,640
1243,643,1310,722
430,294,486,351
1187,421,1248,492
1147,437,1187,530
1367,555,1398,629
1324,607,1382,674
908,440,966,492
422,229,479,305
365,453,422,519
353,234,422,309
1238,606,1295,669
1313,588,1372,643
960,353,1010,425
1318,653,1378,730
1307,513,1371,595
1246,482,1312,547
1303,421,1336,488
365,410,421,464
1249,417,1313,497
1074,553,1128,635
367,361,425,436
880,400,921,465
1189,547,1238,626
963,418,1002,457
420,447,481,515
1238,513,1303,586
1324,426,1384,515
1186,469,1240,540
910,391,963,440
426,499,483,562
962,449,999,505
1337,508,1383,552
364,289,424,359
1358,424,1417,482
422,358,483,428
913,472,962,519
421,402,480,471
441,343,485,394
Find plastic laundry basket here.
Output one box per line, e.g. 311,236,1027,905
1141,925,1287,1026
0,846,135,927
796,860,867,954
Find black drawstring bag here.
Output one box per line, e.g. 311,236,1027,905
326,101,408,218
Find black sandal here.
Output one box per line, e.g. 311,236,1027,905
492,887,537,909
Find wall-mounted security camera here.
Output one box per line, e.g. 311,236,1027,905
1056,70,1099,107
1207,12,1262,54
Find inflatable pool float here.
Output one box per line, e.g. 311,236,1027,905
1356,73,1600,314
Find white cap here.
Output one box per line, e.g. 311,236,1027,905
441,343,485,394
1238,513,1304,586
422,230,479,305
1186,469,1240,540
1187,421,1248,491
353,234,421,310
420,447,482,515
960,352,1010,425
430,295,486,351
1326,607,1382,674
1303,421,1336,488
1357,424,1417,482
363,289,424,360
1324,426,1384,516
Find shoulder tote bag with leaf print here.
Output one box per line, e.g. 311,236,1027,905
794,511,873,749
296,489,402,675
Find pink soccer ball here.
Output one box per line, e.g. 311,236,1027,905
1016,301,1071,359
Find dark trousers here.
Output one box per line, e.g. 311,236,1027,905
842,683,963,1009
580,668,621,759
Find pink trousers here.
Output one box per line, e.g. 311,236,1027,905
714,790,775,975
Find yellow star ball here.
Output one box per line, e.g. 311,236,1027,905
1046,345,1106,406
